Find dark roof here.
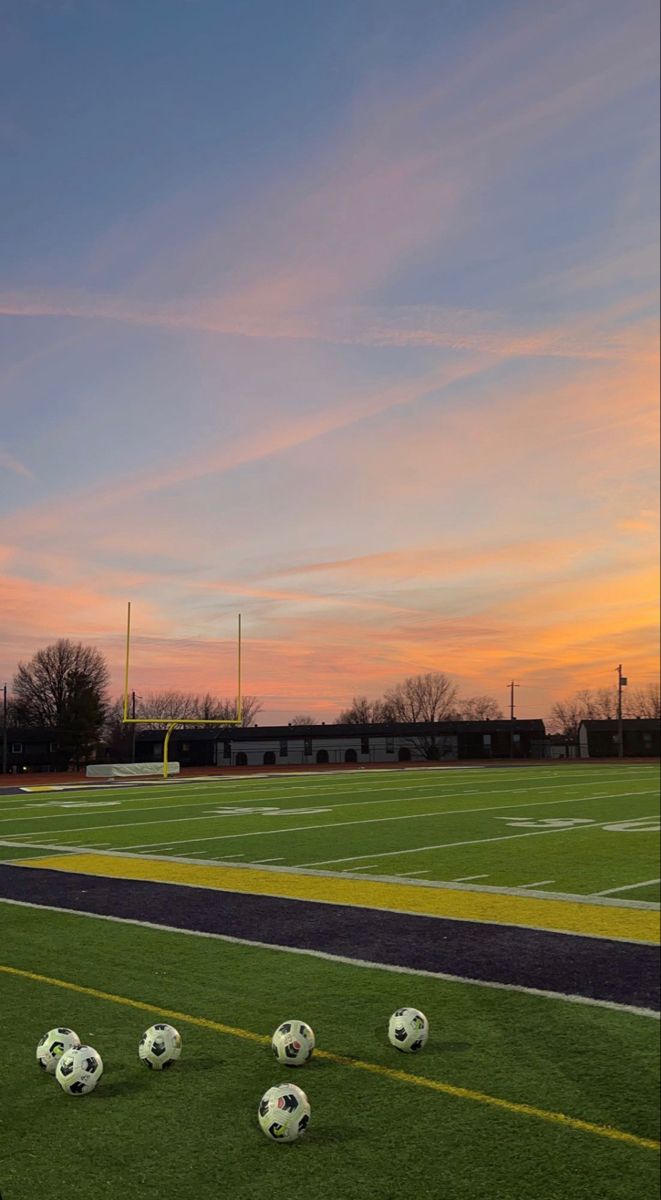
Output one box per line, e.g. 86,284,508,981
137,718,546,743
579,718,660,730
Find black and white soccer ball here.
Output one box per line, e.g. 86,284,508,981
271,1020,315,1067
258,1083,311,1142
36,1027,81,1074
388,1007,429,1052
138,1023,182,1070
55,1044,103,1094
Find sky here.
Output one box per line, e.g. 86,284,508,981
0,0,659,725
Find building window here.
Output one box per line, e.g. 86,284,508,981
49,742,58,752
181,743,190,753
223,740,231,759
512,733,521,743
483,734,491,746
304,737,312,756
279,739,288,757
153,744,163,758
361,736,369,754
11,742,23,753
643,734,652,746
385,737,394,753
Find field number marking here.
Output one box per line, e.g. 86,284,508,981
495,817,595,829
495,816,659,833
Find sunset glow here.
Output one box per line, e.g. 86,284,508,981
0,0,658,722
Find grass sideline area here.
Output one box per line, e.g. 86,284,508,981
1,904,659,1200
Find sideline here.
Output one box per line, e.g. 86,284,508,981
2,895,659,1019
0,961,658,1153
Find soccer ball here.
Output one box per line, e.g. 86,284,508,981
271,1020,315,1067
258,1083,311,1142
138,1023,182,1070
36,1027,80,1074
55,1045,103,1094
388,1007,429,1052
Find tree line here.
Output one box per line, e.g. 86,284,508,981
4,639,659,768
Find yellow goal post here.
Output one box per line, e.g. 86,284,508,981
121,602,243,778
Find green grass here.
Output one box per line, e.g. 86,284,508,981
1,903,659,1200
1,763,659,900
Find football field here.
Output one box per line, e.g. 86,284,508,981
1,763,659,901
0,763,659,1200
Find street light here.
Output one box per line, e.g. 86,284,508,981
616,665,627,759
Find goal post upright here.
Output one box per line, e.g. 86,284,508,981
122,604,244,777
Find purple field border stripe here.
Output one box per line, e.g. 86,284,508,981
0,863,658,1012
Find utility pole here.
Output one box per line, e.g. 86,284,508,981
508,681,520,758
616,665,627,759
2,684,7,775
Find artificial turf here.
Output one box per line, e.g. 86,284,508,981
1,903,658,1200
1,764,658,899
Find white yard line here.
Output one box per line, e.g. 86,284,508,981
516,880,555,889
594,878,661,896
1,772,654,828
248,857,285,864
451,874,489,882
16,787,655,850
392,869,431,877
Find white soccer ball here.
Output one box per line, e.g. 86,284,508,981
271,1020,315,1067
138,1023,182,1070
388,1007,429,1052
55,1044,103,1094
258,1083,311,1142
36,1027,81,1074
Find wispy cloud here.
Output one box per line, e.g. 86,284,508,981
0,447,33,479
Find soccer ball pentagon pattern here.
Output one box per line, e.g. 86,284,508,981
271,1020,316,1067
55,1044,104,1094
258,1083,311,1142
138,1023,182,1070
36,1027,81,1074
387,1007,429,1052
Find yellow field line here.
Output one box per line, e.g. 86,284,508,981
1,963,658,1152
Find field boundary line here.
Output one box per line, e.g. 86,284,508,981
0,959,658,1151
1,839,659,910
3,896,659,1017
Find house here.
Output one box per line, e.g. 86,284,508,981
578,718,660,759
135,719,547,768
1,726,67,773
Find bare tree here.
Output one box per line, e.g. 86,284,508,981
134,691,261,729
625,683,661,718
548,687,620,740
384,672,459,760
335,696,396,724
455,695,504,720
547,699,585,740
289,714,315,726
384,672,458,724
575,688,618,719
100,698,134,761
12,640,110,767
